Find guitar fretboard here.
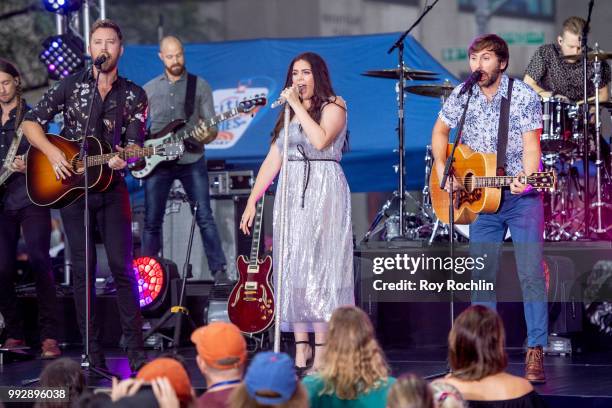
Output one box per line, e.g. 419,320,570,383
82,146,156,167
472,176,523,188
180,108,241,142
0,127,23,184
248,196,265,270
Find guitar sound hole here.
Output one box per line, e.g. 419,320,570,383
464,172,476,192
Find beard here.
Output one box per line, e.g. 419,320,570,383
0,92,17,104
166,64,185,77
96,54,118,73
480,69,501,88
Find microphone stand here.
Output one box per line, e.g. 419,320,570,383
273,102,291,352
580,0,594,238
143,192,197,351
387,0,440,238
79,63,112,380
425,88,473,380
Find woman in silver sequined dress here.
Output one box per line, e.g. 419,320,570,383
240,52,354,373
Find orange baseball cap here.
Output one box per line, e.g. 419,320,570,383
190,322,247,370
136,357,192,403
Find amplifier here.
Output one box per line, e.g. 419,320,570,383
209,170,254,196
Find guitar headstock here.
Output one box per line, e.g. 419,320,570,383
527,171,557,192
237,95,267,113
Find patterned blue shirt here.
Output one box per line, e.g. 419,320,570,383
439,74,542,176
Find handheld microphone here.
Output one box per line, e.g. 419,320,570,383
270,85,304,108
93,54,108,68
270,97,286,109
459,70,483,96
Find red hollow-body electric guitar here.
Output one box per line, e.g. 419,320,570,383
228,196,275,334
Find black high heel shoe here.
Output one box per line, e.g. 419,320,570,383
303,343,326,376
294,340,313,378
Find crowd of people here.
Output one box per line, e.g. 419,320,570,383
26,305,547,408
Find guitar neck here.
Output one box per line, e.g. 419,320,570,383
179,108,241,142
473,175,523,188
248,196,265,269
0,167,14,185
84,146,156,168
1,127,23,184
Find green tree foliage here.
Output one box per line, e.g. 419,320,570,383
0,0,56,89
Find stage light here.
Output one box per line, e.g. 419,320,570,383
42,0,83,14
133,256,178,315
39,34,85,80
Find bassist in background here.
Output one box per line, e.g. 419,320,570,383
431,35,548,383
21,20,147,373
142,36,228,284
0,59,61,359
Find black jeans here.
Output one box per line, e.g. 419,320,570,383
60,180,143,353
0,204,58,341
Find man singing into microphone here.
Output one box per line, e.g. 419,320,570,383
431,34,548,383
22,19,148,373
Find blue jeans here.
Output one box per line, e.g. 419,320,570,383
469,190,548,347
141,156,227,272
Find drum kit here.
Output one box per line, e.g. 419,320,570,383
362,48,612,244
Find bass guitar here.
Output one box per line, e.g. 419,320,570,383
131,96,266,179
26,134,183,208
228,195,275,334
430,144,556,225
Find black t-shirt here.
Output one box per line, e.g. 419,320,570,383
524,43,611,102
1,102,32,211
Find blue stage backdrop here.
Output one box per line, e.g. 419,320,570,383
120,32,458,193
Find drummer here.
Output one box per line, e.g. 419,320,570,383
523,16,610,103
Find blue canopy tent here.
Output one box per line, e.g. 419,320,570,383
119,32,458,193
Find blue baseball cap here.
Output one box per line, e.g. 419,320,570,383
245,352,297,405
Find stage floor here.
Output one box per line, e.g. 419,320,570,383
1,346,611,408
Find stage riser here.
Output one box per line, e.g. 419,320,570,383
355,242,611,348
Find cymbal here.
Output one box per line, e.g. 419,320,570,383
362,67,439,81
562,50,612,61
404,82,455,98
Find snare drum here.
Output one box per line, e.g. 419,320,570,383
541,97,578,154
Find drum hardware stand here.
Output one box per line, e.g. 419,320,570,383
143,191,197,350
543,161,583,241
580,0,595,238
384,0,440,240
589,44,610,236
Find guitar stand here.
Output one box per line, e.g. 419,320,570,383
143,193,197,350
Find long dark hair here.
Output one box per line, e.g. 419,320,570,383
271,52,345,146
0,58,25,125
448,305,508,381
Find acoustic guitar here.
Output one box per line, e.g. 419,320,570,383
430,144,556,225
26,134,183,208
228,195,275,334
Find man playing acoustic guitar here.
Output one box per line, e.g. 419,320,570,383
431,34,548,383
22,19,147,374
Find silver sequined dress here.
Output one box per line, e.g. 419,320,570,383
273,118,354,332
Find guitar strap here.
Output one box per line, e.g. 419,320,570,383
184,73,197,120
112,78,127,148
496,77,514,176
